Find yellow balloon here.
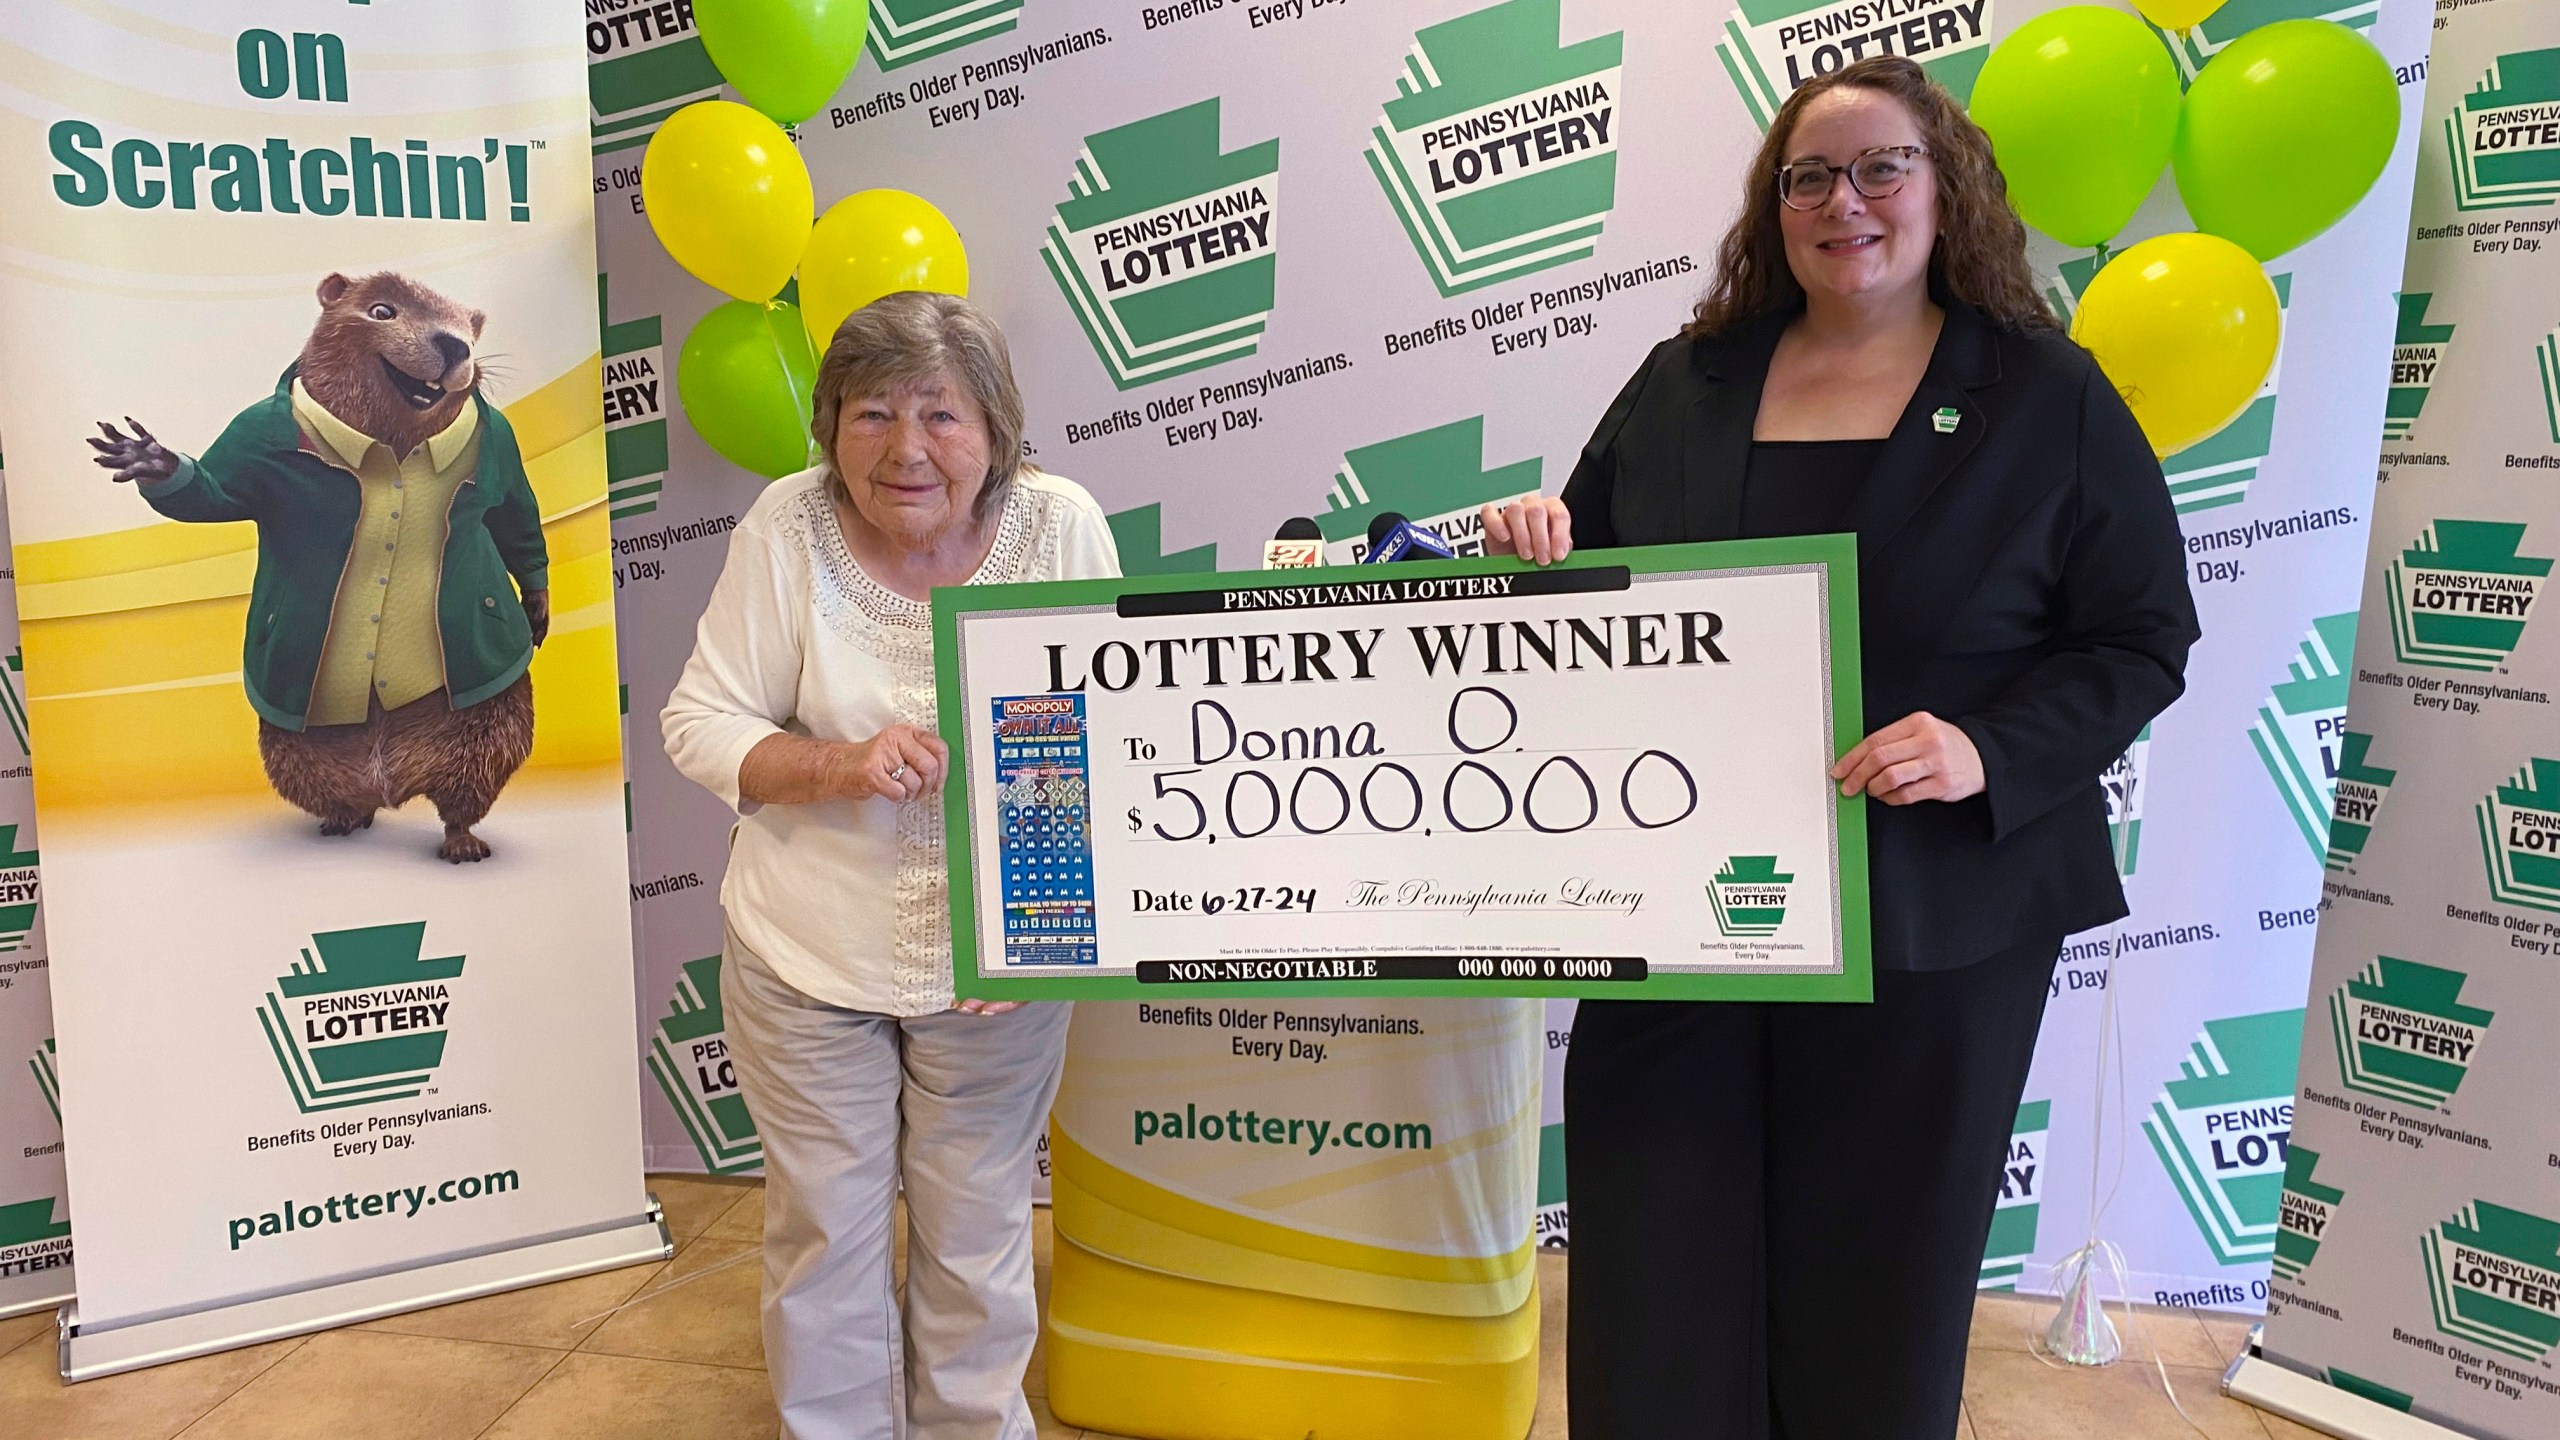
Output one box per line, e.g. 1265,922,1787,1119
799,190,970,352
641,100,813,302
2070,232,2279,458
2131,0,2227,30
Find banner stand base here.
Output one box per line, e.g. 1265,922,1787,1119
2224,1328,2473,1440
57,1206,672,1382
0,1288,72,1323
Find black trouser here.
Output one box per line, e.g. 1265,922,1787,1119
1563,938,2061,1440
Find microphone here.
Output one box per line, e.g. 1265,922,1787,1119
1262,516,1324,570
1359,511,1457,564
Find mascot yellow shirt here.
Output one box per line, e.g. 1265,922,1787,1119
288,379,479,726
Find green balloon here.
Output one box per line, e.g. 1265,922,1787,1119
2174,19,2400,262
697,0,867,126
678,299,819,479
1969,6,2181,249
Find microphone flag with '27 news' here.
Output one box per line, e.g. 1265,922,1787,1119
1262,516,1323,569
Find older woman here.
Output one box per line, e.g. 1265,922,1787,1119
1484,58,2199,1439
665,290,1119,1440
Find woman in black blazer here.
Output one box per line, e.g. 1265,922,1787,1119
1483,57,2199,1439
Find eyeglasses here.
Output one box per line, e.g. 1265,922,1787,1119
1776,145,1930,211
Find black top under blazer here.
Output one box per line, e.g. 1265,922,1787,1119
1562,298,2202,970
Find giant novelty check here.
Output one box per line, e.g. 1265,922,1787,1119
935,538,1870,999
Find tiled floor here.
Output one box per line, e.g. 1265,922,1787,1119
0,1174,2322,1439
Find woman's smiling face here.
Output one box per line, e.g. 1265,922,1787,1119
1777,86,1940,311
831,370,992,545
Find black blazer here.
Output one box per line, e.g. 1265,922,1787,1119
1563,299,2200,970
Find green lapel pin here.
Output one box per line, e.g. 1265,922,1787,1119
1931,406,1961,434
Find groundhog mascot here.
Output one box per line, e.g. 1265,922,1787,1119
88,271,546,863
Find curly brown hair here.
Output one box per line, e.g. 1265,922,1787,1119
1688,56,2057,339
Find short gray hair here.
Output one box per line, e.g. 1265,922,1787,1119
809,291,1027,519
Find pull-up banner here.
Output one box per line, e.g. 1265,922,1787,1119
0,2,663,1377
2243,0,2560,1434
0,457,71,1323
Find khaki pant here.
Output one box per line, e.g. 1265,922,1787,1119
721,930,1069,1440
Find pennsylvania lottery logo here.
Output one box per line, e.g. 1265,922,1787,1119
1367,0,1623,297
2152,0,2379,87
0,1197,71,1282
646,955,762,1174
601,279,669,523
2478,757,2560,914
1707,857,1793,938
584,0,724,156
2049,253,2289,514
2385,521,2549,673
29,1037,59,1123
2383,293,2454,443
2142,1009,2302,1266
1041,100,1280,391
1314,416,1541,563
2328,956,2493,1111
0,825,36,952
2102,725,2149,877
2424,1202,2560,1362
257,922,464,1114
869,0,1023,72
2325,732,2395,873
1980,1099,2047,1291
2271,1146,2343,1283
1716,0,1993,134
2250,613,2356,864
2444,48,2560,213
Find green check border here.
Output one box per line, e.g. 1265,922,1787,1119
933,537,1871,1001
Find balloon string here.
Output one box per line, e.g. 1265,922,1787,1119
766,301,818,468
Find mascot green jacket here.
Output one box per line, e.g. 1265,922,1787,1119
137,363,548,732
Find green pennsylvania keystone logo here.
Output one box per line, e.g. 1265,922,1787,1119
258,923,463,1114
1715,0,1991,133
584,0,724,157
2251,613,2356,864
1315,416,1541,563
2329,956,2492,1111
2049,253,2290,515
1980,1099,2048,1291
646,955,763,1174
2325,732,2395,873
2272,1146,2343,1282
601,279,669,523
1042,100,1279,391
869,0,1022,72
0,1196,71,1280
2151,0,2379,87
0,825,36,952
29,1037,57,1123
2478,757,2560,914
1367,0,1622,297
2102,725,2149,877
1105,504,1217,578
2142,1009,2301,1266
1708,857,1793,938
2424,1201,2560,1361
2385,520,2548,672
2383,293,2454,443
2444,48,2560,213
